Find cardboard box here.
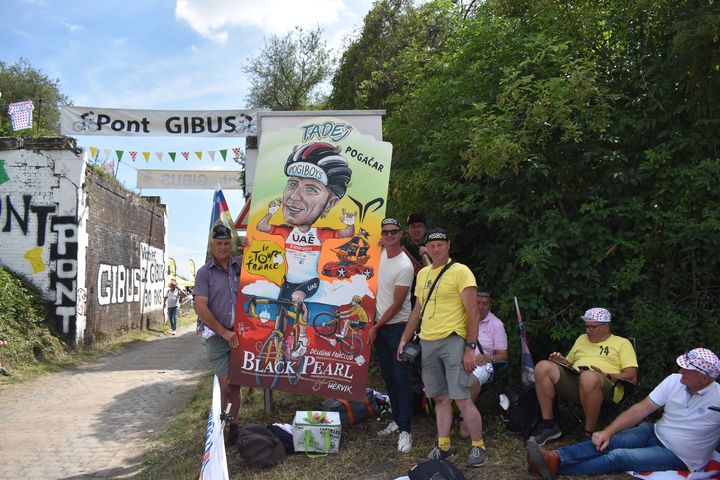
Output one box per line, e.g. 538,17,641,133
292,411,341,454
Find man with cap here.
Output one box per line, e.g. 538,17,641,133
370,217,415,453
397,227,488,467
527,347,720,479
531,307,638,445
194,223,243,444
403,212,430,271
459,288,508,438
403,212,430,309
257,142,357,357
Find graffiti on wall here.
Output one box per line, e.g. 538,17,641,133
96,242,165,312
49,216,78,334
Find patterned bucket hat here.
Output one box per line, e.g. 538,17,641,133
580,307,611,323
676,348,720,378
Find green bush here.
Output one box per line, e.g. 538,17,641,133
0,266,69,370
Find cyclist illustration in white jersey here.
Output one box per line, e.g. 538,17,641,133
257,142,357,357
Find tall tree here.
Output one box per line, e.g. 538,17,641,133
0,58,70,136
243,27,334,110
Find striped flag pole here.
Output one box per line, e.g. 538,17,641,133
515,297,536,386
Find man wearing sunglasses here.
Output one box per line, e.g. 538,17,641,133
531,307,638,445
527,347,720,479
371,217,415,453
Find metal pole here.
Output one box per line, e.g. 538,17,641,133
263,388,272,417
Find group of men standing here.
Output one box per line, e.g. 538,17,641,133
373,213,505,467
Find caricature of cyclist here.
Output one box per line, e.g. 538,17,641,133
336,295,369,339
257,142,357,358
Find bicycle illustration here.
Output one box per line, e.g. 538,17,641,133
313,308,365,357
73,120,99,132
247,296,307,389
73,111,99,132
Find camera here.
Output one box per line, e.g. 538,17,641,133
400,341,422,366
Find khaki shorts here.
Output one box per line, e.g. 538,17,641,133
420,334,474,400
205,334,231,377
556,367,614,403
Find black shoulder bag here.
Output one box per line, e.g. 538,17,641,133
400,261,456,366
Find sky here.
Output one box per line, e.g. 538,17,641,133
0,0,374,278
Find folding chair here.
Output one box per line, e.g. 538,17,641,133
565,338,639,430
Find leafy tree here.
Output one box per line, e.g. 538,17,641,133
334,0,720,389
0,58,70,136
243,27,334,110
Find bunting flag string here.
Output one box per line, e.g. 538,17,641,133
85,146,245,164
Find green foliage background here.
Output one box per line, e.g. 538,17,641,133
330,0,720,390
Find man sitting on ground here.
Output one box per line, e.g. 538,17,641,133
531,307,638,445
527,347,720,479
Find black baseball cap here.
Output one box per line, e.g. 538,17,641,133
407,213,426,225
212,224,232,239
426,227,449,241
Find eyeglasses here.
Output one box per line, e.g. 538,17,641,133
684,351,713,376
584,324,606,332
381,229,401,236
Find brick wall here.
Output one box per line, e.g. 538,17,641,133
0,137,167,349
84,168,167,346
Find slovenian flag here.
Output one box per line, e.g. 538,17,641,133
205,185,239,262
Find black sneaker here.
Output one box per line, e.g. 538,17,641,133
0,367,11,377
426,446,456,461
531,422,562,446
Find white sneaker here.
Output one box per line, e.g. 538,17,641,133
171,330,176,335
398,431,412,453
378,421,399,437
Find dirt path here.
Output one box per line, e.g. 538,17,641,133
0,325,209,480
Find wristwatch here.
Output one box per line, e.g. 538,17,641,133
465,341,477,349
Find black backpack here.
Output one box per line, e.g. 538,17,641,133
408,460,467,480
501,383,558,440
235,423,287,469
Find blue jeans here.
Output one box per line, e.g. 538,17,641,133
167,306,178,331
375,322,413,433
558,422,686,475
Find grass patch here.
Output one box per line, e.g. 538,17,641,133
140,362,629,479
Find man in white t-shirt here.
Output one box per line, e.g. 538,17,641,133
369,217,415,453
527,347,720,479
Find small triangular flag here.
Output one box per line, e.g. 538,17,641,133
219,149,227,161
90,146,98,160
103,148,111,159
142,152,150,162
155,152,164,161
181,152,189,161
195,151,203,160
129,151,137,161
116,150,124,161
169,152,176,162
209,151,216,161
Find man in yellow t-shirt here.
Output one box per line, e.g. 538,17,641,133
397,228,487,468
531,307,638,446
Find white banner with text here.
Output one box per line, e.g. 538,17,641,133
137,170,242,190
61,106,257,137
